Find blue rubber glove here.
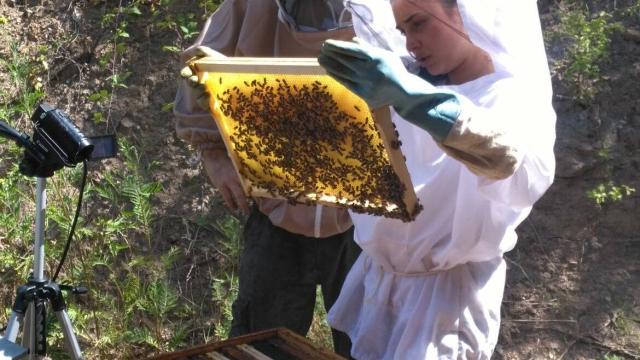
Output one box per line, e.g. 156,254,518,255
318,39,461,141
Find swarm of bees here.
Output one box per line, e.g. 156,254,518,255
206,72,422,221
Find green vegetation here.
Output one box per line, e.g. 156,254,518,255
603,355,624,360
549,3,638,207
209,215,242,339
587,181,636,207
0,43,45,126
552,1,640,105
554,7,617,104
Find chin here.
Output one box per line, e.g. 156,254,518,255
424,64,446,77
419,59,439,74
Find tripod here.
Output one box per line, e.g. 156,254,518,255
0,178,84,360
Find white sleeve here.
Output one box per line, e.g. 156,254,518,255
439,79,556,209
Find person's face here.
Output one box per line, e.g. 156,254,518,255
392,0,471,76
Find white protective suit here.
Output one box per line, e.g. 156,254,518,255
327,1,556,359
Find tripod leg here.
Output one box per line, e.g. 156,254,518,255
54,310,82,360
33,300,46,357
2,313,22,342
0,311,28,359
0,338,28,359
20,304,32,354
21,300,46,359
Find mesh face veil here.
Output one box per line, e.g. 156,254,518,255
343,0,420,73
275,0,352,32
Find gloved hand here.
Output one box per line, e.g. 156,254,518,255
201,149,251,215
179,46,224,110
318,39,461,141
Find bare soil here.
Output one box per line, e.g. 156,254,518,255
1,0,638,359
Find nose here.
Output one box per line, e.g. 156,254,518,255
405,33,420,56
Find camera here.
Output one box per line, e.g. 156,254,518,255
31,103,95,166
17,103,116,177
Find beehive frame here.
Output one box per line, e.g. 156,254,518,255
190,56,421,221
149,327,345,359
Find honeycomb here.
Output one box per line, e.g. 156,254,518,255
192,58,421,221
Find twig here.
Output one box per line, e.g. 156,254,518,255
155,215,234,267
569,334,639,359
520,320,640,360
621,28,640,43
505,256,532,283
526,217,542,244
558,340,577,360
106,0,125,131
503,319,577,323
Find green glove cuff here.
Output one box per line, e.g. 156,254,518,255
393,89,461,142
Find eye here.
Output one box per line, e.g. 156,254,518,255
409,19,426,32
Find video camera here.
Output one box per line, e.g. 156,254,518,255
0,102,117,177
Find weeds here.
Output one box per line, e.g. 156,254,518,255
552,1,640,105
587,181,636,207
553,7,617,105
210,215,242,339
0,43,45,126
603,355,624,360
623,0,640,18
308,287,333,350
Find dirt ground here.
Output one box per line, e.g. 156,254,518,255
1,0,639,359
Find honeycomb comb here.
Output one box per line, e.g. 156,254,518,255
190,57,422,221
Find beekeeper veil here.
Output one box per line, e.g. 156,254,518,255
344,0,553,101
275,0,352,32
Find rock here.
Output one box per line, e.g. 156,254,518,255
120,118,134,128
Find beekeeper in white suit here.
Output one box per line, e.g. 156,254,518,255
318,0,556,358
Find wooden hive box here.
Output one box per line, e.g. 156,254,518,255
190,57,422,221
148,327,345,360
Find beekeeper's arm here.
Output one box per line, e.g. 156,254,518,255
174,0,246,151
173,0,251,214
318,39,522,180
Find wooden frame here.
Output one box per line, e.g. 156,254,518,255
190,57,421,221
148,327,346,360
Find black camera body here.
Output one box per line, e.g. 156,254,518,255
31,103,95,166
1,102,117,177
21,103,94,177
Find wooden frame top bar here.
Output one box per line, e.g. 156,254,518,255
191,57,327,76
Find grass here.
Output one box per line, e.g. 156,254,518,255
308,287,334,350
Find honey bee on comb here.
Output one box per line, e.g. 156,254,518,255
191,57,422,221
